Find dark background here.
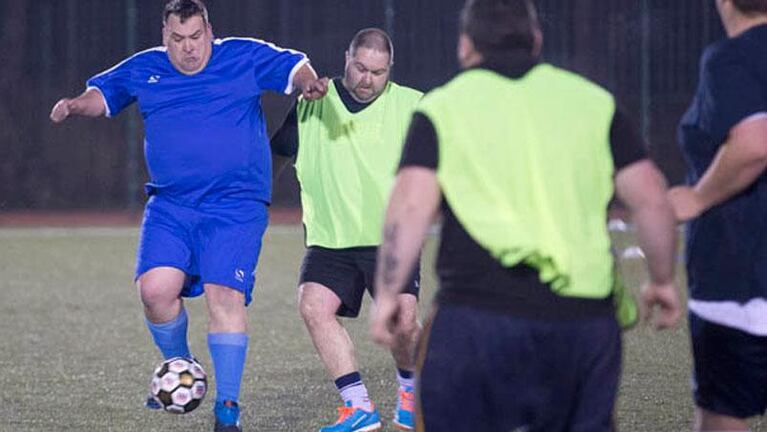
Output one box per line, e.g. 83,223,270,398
0,0,723,210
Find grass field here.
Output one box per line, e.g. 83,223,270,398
0,225,764,431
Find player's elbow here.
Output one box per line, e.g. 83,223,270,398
730,117,767,163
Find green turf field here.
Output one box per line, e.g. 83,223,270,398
0,226,764,431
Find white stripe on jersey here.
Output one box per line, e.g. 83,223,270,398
87,45,167,85
85,86,111,118
85,46,167,117
285,58,310,95
214,38,308,94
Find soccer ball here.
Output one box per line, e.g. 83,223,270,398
150,357,208,414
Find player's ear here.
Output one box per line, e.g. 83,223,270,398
532,27,543,58
162,23,170,46
457,33,479,69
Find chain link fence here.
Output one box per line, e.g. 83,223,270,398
0,0,723,210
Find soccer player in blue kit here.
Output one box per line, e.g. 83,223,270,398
49,1,328,431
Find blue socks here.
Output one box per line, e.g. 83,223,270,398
145,307,191,360
208,332,249,404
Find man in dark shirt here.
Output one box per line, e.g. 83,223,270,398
669,0,767,430
370,0,681,430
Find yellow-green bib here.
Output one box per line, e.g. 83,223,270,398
419,65,616,299
295,80,422,248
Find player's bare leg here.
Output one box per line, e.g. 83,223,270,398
299,282,358,378
299,282,381,431
695,407,750,432
204,284,247,333
388,293,420,431
137,267,190,409
204,283,248,432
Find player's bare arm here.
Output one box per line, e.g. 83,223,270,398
292,63,329,101
668,115,767,222
615,159,681,329
49,88,107,123
371,167,440,347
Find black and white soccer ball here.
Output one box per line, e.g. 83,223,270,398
150,357,208,414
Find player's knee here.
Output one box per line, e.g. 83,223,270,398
138,280,177,309
298,294,319,323
205,286,245,315
298,292,331,326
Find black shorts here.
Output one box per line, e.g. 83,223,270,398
690,312,767,418
417,304,622,431
299,246,420,318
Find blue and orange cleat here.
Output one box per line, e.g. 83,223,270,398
393,388,415,430
213,400,242,432
319,401,381,432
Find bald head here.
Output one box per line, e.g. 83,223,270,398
348,28,394,65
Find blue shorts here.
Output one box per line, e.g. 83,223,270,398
135,196,269,305
690,312,767,418
417,305,621,432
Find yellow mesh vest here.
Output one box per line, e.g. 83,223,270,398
295,80,422,248
420,65,616,298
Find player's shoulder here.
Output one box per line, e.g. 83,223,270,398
122,46,168,67
93,46,166,78
214,37,300,55
699,30,766,77
388,81,424,101
701,38,740,72
536,64,611,97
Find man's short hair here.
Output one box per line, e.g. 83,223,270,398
164,0,209,24
460,0,539,56
732,0,767,14
349,28,394,64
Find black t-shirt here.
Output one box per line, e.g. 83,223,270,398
678,24,767,303
271,77,375,158
399,58,648,317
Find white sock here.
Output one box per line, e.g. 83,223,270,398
336,374,373,411
396,369,415,391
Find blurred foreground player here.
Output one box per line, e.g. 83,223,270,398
370,0,681,430
669,0,767,430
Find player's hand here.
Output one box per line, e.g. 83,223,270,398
667,186,705,222
370,293,402,348
639,281,681,330
50,98,74,123
301,77,329,101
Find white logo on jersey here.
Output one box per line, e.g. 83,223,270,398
147,75,161,84
235,269,246,283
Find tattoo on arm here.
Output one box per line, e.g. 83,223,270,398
381,223,399,291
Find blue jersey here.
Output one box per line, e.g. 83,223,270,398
678,24,767,334
87,38,307,206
